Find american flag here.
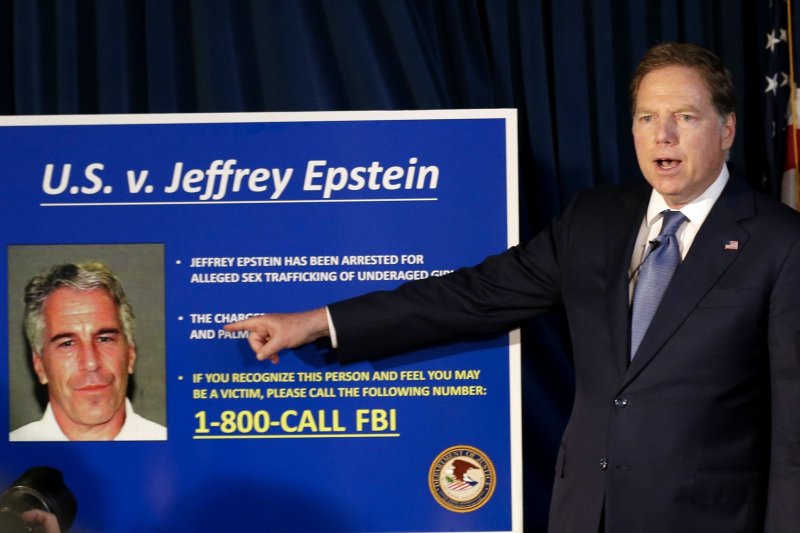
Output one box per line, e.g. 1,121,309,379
764,0,800,210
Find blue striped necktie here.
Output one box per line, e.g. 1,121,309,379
630,210,687,359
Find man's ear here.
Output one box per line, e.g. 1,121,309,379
721,112,736,151
127,344,137,374
32,353,48,385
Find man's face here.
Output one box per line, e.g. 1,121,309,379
32,287,136,436
632,65,736,208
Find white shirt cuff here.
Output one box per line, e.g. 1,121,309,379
326,306,339,348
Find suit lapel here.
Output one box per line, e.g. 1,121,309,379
605,184,650,377
619,178,755,389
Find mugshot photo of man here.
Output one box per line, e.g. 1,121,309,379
9,248,167,442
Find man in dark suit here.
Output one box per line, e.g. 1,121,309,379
226,43,800,531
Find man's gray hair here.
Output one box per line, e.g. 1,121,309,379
24,262,136,354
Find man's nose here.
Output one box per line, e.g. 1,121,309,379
78,343,100,371
656,118,678,143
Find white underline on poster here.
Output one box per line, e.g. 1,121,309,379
193,433,401,440
39,198,438,207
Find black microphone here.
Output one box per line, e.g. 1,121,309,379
629,239,662,282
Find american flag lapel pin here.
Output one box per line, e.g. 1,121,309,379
724,240,739,250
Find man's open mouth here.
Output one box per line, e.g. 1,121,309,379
656,158,680,170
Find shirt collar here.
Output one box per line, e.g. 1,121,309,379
43,398,133,440
644,163,729,228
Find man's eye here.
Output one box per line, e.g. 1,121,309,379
58,339,75,348
679,114,695,122
97,336,114,343
640,115,654,123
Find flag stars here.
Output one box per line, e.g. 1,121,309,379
764,72,789,95
766,29,787,52
766,73,780,94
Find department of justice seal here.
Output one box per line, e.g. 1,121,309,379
429,445,496,512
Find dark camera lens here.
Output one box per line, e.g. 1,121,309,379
0,467,77,532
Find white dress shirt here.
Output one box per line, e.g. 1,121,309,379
628,164,730,299
9,399,167,441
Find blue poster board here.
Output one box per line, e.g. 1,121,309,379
1,110,521,532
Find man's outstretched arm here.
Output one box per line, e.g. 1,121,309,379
223,308,330,364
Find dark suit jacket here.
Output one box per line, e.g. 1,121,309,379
329,177,800,532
